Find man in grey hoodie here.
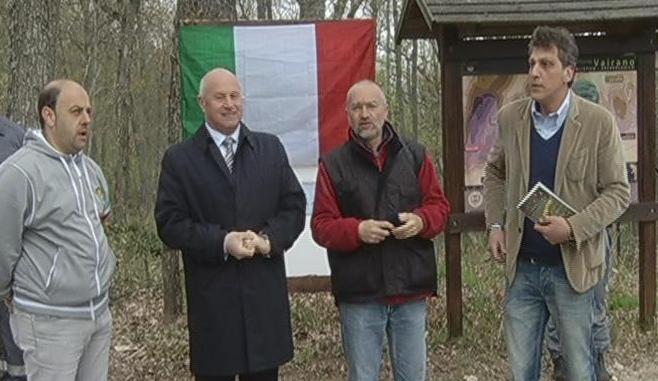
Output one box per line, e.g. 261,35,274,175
0,80,115,381
0,116,26,381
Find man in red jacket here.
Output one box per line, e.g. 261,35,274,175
311,79,451,381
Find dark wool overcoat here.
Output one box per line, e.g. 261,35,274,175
155,124,306,375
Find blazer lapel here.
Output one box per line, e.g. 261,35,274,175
554,95,582,195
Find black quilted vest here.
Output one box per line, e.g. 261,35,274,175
322,127,437,303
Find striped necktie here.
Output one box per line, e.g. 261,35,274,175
221,137,235,172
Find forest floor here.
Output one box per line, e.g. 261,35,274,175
108,289,658,381
108,227,658,380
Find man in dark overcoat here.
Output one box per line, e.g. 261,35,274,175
155,68,306,381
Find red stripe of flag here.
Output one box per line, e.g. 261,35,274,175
315,20,376,157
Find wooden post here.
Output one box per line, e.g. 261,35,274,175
635,26,656,329
437,25,464,338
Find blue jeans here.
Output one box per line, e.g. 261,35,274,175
547,230,613,359
338,299,427,381
505,260,595,381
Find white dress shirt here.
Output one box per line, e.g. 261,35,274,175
205,122,240,159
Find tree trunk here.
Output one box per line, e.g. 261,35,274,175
369,0,380,19
433,43,444,175
410,40,418,140
346,0,364,18
331,0,348,19
181,0,236,20
6,0,59,128
114,0,142,222
384,0,391,90
256,0,272,19
80,0,102,159
393,0,404,134
297,0,325,19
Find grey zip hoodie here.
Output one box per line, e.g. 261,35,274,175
0,129,115,319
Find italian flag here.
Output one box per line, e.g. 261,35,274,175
179,20,376,166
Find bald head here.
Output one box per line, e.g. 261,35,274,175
38,79,86,129
346,80,387,109
199,68,242,98
198,67,244,134
345,80,389,150
38,79,92,155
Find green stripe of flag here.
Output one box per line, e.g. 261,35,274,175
179,25,236,138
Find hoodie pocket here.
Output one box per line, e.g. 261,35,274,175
44,248,61,292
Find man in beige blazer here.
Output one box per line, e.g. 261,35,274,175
483,26,630,381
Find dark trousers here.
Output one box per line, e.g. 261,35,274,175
195,367,278,381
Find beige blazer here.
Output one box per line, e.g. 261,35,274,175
483,94,630,292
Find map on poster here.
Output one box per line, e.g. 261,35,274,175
463,56,638,212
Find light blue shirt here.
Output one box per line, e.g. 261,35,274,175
531,91,571,140
205,122,240,158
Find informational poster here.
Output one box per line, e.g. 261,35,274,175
462,56,638,212
463,74,527,211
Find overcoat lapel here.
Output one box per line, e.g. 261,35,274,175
192,123,234,181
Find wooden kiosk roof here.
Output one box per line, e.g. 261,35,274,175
398,0,658,337
399,0,658,41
